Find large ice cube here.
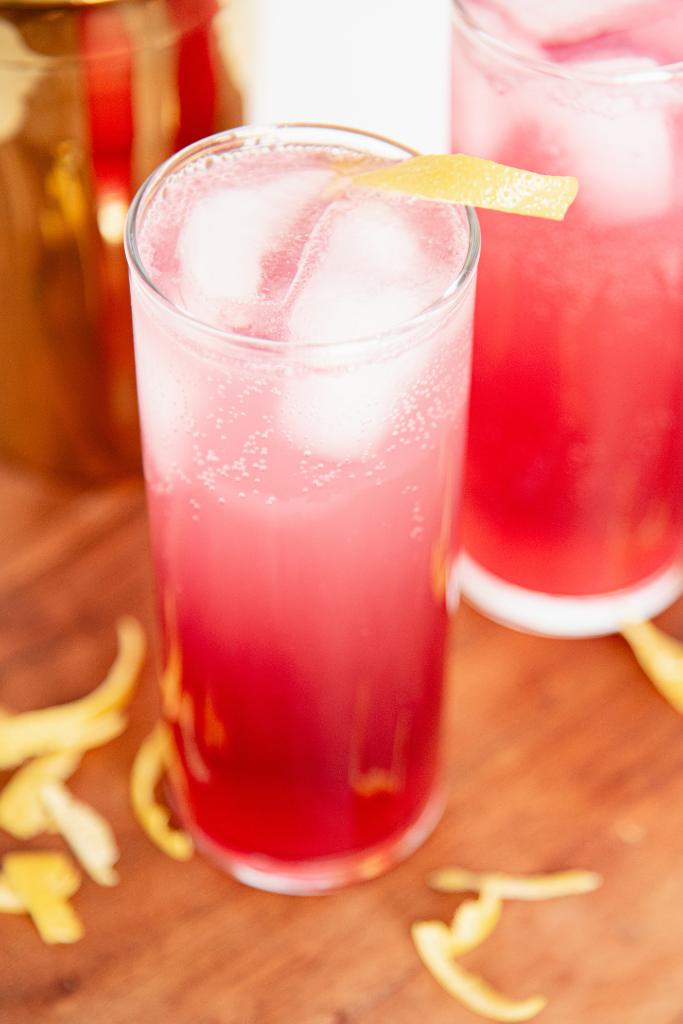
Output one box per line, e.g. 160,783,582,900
286,196,448,344
545,58,673,224
177,168,331,326
280,361,401,463
280,196,454,459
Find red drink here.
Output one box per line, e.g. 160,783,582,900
452,0,683,635
126,126,478,891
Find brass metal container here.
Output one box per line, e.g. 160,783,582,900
0,0,245,482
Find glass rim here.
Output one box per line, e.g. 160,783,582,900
124,122,480,358
451,0,683,83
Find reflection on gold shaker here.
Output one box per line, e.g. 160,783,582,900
0,0,244,482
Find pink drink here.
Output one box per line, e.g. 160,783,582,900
126,126,477,892
452,0,683,635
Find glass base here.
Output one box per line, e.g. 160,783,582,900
459,553,683,638
181,787,445,895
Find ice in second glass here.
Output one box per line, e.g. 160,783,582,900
452,0,683,635
125,126,478,892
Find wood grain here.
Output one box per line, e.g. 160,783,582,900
2,461,683,1024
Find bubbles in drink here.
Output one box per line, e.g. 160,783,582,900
452,0,683,604
286,195,449,344
129,132,477,875
137,144,469,466
279,192,462,459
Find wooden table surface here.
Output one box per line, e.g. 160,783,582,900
2,461,683,1024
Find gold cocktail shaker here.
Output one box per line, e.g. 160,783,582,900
0,0,246,482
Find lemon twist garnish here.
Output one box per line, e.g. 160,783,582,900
0,616,145,770
351,153,578,221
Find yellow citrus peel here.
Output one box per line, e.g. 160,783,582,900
68,615,146,718
160,591,182,721
449,888,503,957
350,154,578,221
417,866,601,1017
130,723,193,861
0,710,127,771
178,692,211,784
161,634,182,721
0,616,145,770
0,874,25,914
350,767,401,797
2,852,83,944
0,749,81,839
0,616,147,943
202,692,228,749
40,781,119,887
412,921,547,1022
428,867,602,900
621,621,683,713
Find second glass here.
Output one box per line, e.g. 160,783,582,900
126,124,479,893
452,0,683,636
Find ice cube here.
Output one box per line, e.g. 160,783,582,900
177,168,331,325
279,196,454,459
280,329,432,462
484,0,666,46
280,362,395,463
179,189,265,303
286,196,446,344
547,58,673,224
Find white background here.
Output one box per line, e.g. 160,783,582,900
241,0,452,154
